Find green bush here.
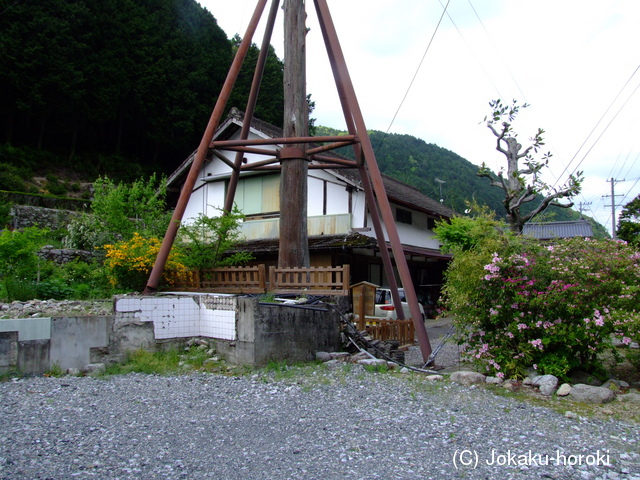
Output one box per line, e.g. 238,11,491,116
2,277,37,302
64,174,171,250
0,227,45,281
35,278,75,300
44,174,68,196
439,215,640,379
177,207,253,269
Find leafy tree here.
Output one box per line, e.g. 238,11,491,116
63,174,171,249
227,35,285,129
434,203,513,253
177,207,253,270
478,99,583,233
0,0,238,169
617,194,640,246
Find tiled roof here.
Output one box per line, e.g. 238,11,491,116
523,220,594,239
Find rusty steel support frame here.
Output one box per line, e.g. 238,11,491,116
143,0,432,361
224,0,280,214
143,0,269,295
313,0,431,359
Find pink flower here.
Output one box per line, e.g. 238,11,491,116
623,337,632,345
496,372,505,379
533,364,538,370
529,338,543,350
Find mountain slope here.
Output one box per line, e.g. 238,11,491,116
315,126,607,237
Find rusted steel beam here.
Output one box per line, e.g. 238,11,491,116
247,163,355,171
240,157,280,169
308,155,357,166
211,135,356,148
143,0,269,295
279,145,307,161
225,0,280,214
314,0,431,359
306,140,356,155
311,3,405,319
358,163,406,320
216,145,277,156
211,150,238,170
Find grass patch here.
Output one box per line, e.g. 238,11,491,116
0,368,23,382
363,363,390,374
43,361,65,378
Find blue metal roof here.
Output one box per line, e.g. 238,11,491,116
522,220,594,239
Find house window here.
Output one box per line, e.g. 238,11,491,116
396,208,412,225
232,174,280,215
427,217,436,229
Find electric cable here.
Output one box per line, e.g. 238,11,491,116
374,0,451,156
554,64,640,187
0,0,28,17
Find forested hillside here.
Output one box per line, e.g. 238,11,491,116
315,126,607,236
0,0,606,236
0,0,283,175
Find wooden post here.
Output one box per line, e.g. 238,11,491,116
279,0,310,268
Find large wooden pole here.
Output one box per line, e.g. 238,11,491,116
278,0,310,268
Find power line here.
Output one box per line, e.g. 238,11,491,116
555,64,640,186
466,0,527,104
375,0,451,154
0,0,29,17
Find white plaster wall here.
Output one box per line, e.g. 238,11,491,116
362,208,441,249
351,190,368,228
325,181,349,214
307,176,325,216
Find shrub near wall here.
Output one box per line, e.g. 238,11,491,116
104,233,186,291
445,237,640,379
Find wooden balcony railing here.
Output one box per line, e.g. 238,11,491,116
165,264,349,296
268,264,350,296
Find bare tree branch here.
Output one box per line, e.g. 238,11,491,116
478,99,583,233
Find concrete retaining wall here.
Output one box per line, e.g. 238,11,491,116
0,293,344,373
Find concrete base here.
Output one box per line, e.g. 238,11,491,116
0,294,347,373
219,297,342,365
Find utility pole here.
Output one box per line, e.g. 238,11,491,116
577,201,591,219
435,178,445,204
603,177,625,239
279,0,310,267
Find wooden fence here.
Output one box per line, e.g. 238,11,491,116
165,264,350,296
165,265,266,294
356,317,416,346
269,264,350,296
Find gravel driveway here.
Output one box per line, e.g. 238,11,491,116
2,366,639,480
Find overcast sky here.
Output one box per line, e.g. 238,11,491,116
199,0,640,234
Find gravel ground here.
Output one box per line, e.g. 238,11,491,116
2,367,640,480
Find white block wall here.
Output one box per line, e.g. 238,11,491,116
114,294,237,341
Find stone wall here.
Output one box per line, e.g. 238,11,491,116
10,205,84,230
38,245,99,264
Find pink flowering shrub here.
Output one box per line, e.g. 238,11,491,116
443,236,640,379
